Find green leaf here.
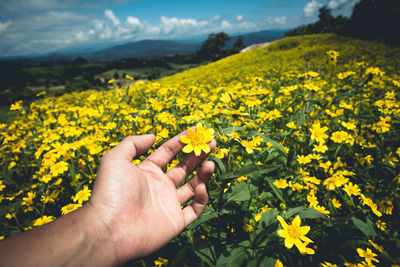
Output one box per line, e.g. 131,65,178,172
351,217,377,239
249,131,287,156
224,182,250,204
286,206,308,218
265,177,285,203
211,156,226,175
222,165,280,181
260,208,279,228
216,247,248,267
298,208,324,219
220,126,244,135
286,207,324,219
259,257,278,267
188,207,219,229
193,246,215,266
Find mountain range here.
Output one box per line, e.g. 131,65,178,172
0,29,287,65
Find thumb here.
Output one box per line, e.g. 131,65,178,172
103,134,155,162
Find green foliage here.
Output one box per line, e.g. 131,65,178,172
286,0,400,45
1,34,400,266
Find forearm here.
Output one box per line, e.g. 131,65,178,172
0,205,118,267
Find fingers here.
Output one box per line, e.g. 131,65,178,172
177,161,214,205
167,139,216,186
102,134,155,162
142,130,189,169
182,183,209,227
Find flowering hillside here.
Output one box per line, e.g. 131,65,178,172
1,34,400,266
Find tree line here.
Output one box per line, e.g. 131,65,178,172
286,0,400,46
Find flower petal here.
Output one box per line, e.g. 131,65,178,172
277,215,288,228
182,144,193,153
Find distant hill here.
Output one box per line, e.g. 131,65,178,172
87,40,201,61
86,30,286,61
226,29,286,48
0,29,287,65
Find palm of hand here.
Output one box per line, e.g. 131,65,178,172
88,133,215,263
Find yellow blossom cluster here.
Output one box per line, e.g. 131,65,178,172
1,34,399,266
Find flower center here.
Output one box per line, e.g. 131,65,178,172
287,225,301,239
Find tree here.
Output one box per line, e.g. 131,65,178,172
72,57,88,65
349,0,400,45
199,32,231,61
233,35,246,52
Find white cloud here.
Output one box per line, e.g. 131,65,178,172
327,0,349,9
221,20,231,29
0,11,92,56
303,0,323,17
0,21,12,33
0,7,277,56
327,0,359,17
160,16,205,35
302,0,359,19
105,9,120,26
268,16,287,25
127,16,141,27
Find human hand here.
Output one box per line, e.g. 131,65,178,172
85,129,216,264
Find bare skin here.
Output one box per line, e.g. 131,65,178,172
0,130,216,266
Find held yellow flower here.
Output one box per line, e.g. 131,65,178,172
276,215,314,255
180,123,214,156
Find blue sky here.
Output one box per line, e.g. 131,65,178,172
0,0,359,57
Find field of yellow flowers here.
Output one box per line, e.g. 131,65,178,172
1,34,400,266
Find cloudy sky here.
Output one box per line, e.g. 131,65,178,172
0,0,360,57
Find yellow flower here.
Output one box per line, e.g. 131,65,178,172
125,74,134,80
297,155,312,165
343,182,361,197
331,131,350,143
266,109,282,121
73,185,92,204
220,92,231,103
10,100,23,111
327,50,339,64
154,257,168,267
319,161,332,173
320,262,337,267
32,215,55,227
375,220,387,231
359,194,382,217
331,198,342,209
341,120,357,131
275,259,284,267
310,122,329,144
378,200,393,215
61,203,82,215
50,161,69,177
237,138,261,154
180,123,214,156
276,215,314,254
372,117,391,133
235,176,248,182
365,67,384,77
274,179,289,189
357,248,379,264
313,205,330,216
368,240,386,254
243,224,254,232
313,143,328,153
286,121,297,129
213,148,230,159
255,204,270,222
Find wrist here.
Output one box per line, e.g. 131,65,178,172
72,203,120,266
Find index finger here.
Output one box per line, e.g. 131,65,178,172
141,129,189,169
